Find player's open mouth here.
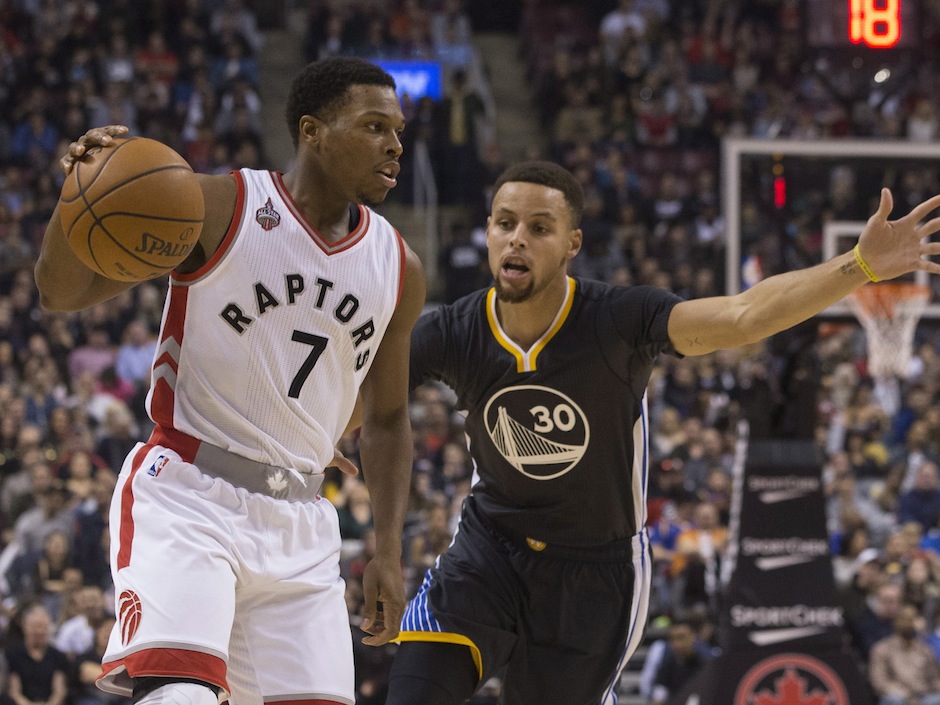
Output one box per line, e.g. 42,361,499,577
377,164,399,187
501,260,529,280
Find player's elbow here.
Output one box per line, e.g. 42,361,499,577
34,260,66,311
34,260,83,312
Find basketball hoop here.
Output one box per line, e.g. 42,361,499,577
845,282,931,379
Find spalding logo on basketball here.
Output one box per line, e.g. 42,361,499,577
734,653,849,705
118,589,143,646
58,137,205,282
483,385,589,480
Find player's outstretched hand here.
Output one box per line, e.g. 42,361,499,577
59,124,129,175
856,188,940,281
359,554,404,646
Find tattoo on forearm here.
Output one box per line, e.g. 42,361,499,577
840,262,857,276
685,337,702,348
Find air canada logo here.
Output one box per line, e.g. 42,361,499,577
734,654,849,705
255,197,281,230
483,385,589,480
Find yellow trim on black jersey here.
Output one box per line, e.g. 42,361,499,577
485,277,577,373
395,630,483,678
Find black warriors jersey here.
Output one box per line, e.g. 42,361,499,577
410,277,682,546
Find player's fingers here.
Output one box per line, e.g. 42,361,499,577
906,192,940,225
82,125,127,148
917,216,940,239
872,187,893,222
59,154,75,175
327,448,359,477
361,609,396,646
921,240,940,256
916,259,940,276
382,600,403,639
362,628,394,646
360,593,378,634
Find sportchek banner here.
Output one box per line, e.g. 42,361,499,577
670,649,870,705
669,429,871,704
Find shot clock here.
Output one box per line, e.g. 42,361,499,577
807,0,919,51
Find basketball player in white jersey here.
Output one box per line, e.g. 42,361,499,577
34,58,425,705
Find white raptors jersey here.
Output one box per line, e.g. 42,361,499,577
145,168,405,474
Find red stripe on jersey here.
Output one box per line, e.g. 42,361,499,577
116,444,153,570
99,648,228,693
393,229,406,308
148,425,201,463
151,350,178,374
149,284,189,430
271,172,369,254
271,701,348,705
173,170,246,283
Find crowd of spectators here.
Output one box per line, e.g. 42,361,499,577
6,0,940,703
0,0,266,704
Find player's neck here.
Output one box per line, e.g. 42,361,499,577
280,168,352,241
495,277,569,350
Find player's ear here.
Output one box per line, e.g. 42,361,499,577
566,228,582,260
298,116,323,145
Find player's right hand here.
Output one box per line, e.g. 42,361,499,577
60,124,129,175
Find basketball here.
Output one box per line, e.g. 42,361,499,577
58,137,205,282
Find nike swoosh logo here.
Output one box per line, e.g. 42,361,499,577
755,555,815,570
748,627,827,646
758,490,810,503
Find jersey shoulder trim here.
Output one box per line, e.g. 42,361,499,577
394,229,406,308
172,170,246,284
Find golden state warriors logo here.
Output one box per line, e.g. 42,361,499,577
483,385,589,480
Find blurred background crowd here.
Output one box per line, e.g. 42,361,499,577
3,0,940,703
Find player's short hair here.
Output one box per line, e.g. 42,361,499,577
492,161,585,227
285,57,396,148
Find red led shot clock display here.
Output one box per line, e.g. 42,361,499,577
849,0,901,48
806,0,918,50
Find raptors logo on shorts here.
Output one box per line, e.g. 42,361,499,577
119,590,143,645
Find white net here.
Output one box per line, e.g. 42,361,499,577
846,283,931,379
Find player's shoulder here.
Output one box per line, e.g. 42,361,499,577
191,173,239,263
417,288,489,330
362,204,401,235
440,287,490,318
576,277,681,307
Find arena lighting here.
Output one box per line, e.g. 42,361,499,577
873,68,891,83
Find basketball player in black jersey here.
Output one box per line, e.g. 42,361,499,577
380,161,940,705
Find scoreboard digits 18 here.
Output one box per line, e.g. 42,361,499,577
807,0,918,51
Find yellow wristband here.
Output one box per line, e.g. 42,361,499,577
853,244,880,283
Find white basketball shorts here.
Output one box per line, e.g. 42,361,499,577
97,442,354,705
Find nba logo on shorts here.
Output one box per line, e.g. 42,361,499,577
148,455,169,477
